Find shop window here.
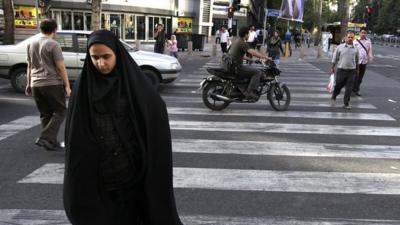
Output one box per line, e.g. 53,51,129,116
124,15,135,40
85,13,92,31
110,14,121,38
137,16,145,40
167,18,172,35
55,33,74,52
148,17,154,40
74,12,84,30
77,34,89,53
61,11,72,30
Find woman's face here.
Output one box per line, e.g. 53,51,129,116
89,43,116,75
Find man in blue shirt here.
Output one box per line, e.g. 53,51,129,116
284,30,292,56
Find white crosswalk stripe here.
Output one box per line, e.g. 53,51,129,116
2,59,400,224
1,209,400,225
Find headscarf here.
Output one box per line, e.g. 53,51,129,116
64,30,182,225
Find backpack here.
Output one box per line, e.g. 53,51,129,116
221,54,236,73
221,45,237,73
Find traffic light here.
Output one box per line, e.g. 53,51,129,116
233,0,241,11
228,6,234,18
364,5,373,23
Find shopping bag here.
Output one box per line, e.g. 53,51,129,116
326,73,335,93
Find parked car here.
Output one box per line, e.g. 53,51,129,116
0,30,181,93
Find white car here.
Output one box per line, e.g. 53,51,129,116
0,30,181,92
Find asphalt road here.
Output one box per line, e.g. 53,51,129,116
0,48,400,224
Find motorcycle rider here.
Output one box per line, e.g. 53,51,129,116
228,26,271,99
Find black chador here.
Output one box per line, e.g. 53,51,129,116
64,30,183,225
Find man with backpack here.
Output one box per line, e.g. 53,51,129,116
353,27,373,96
227,27,270,99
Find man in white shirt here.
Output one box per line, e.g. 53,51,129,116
246,25,258,63
353,27,373,96
219,26,230,53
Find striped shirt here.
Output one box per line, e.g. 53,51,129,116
354,38,372,64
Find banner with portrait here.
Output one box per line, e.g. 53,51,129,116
279,0,304,22
176,18,192,33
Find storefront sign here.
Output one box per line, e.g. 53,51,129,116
176,18,192,33
266,9,280,17
212,5,246,17
14,6,42,28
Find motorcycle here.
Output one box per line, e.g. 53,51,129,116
200,60,291,111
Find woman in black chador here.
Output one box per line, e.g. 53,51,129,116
63,30,183,225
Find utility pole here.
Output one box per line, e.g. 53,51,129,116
317,0,323,58
228,0,233,29
35,0,40,31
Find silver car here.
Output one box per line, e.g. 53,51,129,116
0,30,181,93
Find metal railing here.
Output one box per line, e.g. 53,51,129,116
370,35,400,47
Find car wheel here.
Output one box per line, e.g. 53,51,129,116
11,67,27,93
142,69,160,90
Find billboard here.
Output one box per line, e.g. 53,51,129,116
176,18,192,33
279,0,304,22
14,6,42,28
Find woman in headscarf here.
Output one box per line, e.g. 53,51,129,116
63,30,183,225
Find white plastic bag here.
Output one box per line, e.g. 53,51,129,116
326,73,335,93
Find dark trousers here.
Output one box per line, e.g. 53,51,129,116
353,64,367,93
332,69,356,106
237,65,262,93
220,42,227,53
32,85,66,144
154,43,164,54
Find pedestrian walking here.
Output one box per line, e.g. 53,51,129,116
267,31,284,66
167,34,178,58
303,29,311,48
154,23,166,54
25,19,71,151
215,28,221,44
328,31,333,51
330,31,359,109
353,27,373,96
219,26,230,53
63,30,183,225
246,25,258,64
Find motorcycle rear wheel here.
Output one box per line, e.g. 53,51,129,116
268,83,291,111
202,82,230,110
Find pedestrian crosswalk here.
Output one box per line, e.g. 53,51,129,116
1,58,400,224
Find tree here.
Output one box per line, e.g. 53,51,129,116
338,0,349,39
2,0,15,44
91,0,101,31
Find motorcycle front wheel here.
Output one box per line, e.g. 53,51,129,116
267,83,291,111
202,82,230,110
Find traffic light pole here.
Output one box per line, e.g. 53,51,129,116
35,0,40,31
228,0,233,29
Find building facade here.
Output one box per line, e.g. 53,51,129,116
10,0,264,42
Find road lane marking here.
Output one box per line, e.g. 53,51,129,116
169,120,400,137
18,164,400,195
161,96,376,109
172,139,400,159
167,107,394,121
1,209,400,225
0,116,40,141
